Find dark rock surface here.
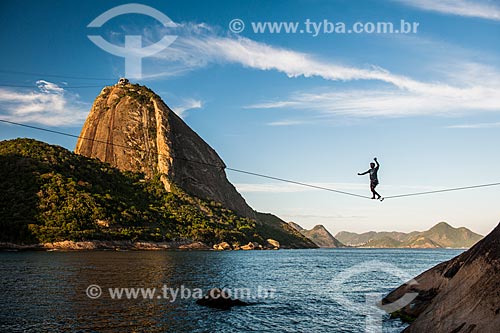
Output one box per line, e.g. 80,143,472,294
383,222,500,332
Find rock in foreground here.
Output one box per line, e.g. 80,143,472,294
383,222,500,332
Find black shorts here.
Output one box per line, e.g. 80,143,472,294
371,180,379,187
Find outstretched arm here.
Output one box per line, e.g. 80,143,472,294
358,170,369,176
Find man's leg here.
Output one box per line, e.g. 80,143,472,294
372,183,381,199
370,183,377,199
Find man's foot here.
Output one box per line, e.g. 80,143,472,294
371,197,376,199
376,195,381,199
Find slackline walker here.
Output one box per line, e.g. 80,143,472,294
358,157,383,201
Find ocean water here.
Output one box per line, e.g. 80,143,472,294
0,248,463,333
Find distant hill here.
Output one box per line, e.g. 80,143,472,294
335,222,482,248
288,223,344,248
419,222,483,248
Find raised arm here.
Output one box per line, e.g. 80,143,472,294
374,157,380,170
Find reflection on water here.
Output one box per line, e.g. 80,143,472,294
0,249,463,332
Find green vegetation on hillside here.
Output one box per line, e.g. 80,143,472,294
0,139,279,245
335,222,483,248
363,236,404,248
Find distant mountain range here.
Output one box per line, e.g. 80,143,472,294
335,222,483,248
287,221,482,249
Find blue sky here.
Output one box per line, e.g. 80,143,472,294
1,0,499,235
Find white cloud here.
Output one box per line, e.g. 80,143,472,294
447,121,500,129
145,24,500,119
155,26,446,93
145,23,422,89
172,98,203,118
267,119,308,126
247,80,500,118
393,0,500,21
0,81,89,126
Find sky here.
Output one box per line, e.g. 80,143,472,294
1,0,499,236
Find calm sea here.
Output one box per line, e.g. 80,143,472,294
0,248,463,333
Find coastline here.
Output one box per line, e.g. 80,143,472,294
0,240,212,251
0,241,470,251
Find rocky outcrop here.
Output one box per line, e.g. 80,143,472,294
240,242,261,250
212,239,280,250
266,238,280,249
212,242,232,251
383,222,500,332
75,82,255,219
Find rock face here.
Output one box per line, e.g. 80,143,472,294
383,222,500,333
75,82,255,219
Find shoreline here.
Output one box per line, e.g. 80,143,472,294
0,241,470,252
0,240,212,251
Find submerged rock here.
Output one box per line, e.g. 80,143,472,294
196,288,248,309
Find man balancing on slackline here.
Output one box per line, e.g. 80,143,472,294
358,157,383,200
